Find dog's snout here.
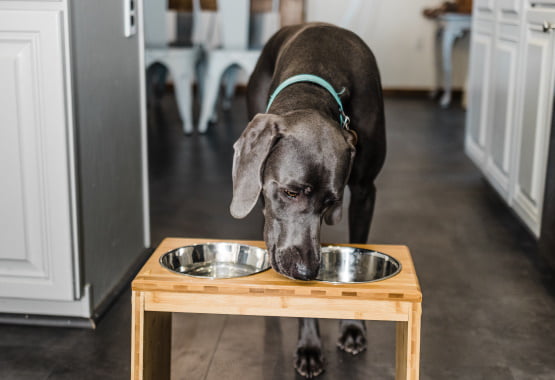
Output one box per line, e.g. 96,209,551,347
270,246,320,281
292,262,319,281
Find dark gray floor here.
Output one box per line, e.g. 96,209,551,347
1,92,554,380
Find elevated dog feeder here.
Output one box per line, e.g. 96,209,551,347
131,238,422,379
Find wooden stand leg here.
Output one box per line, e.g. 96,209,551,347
131,291,172,380
395,303,422,380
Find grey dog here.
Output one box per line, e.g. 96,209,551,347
230,23,386,378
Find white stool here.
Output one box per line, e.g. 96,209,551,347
143,0,202,134
197,0,280,134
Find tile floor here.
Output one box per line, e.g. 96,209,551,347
1,93,554,380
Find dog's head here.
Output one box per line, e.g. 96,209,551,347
230,112,356,280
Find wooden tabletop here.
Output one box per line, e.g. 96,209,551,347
132,238,422,303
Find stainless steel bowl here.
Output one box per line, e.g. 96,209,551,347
159,243,270,279
316,246,401,283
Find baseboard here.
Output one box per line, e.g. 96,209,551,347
0,247,154,329
0,284,93,322
0,313,95,329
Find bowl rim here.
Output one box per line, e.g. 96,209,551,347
315,245,403,284
159,242,270,279
158,243,402,283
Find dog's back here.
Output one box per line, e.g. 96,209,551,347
248,23,385,186
247,23,383,131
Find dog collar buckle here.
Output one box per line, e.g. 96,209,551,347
340,109,350,131
266,74,351,130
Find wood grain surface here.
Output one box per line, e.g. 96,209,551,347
132,238,422,379
133,238,422,303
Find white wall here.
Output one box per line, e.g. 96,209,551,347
305,0,469,90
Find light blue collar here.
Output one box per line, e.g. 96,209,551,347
265,74,351,130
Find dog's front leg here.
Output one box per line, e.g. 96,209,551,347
336,182,376,355
295,318,324,378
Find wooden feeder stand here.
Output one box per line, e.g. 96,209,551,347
131,238,422,379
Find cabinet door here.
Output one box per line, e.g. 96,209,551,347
497,0,520,16
483,26,519,199
475,0,494,13
0,10,76,300
465,21,494,167
511,10,555,237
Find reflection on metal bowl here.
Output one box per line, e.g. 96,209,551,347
159,243,270,279
316,246,401,284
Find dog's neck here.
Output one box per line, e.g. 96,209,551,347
267,83,348,129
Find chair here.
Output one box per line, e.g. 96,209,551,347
197,0,281,134
144,0,202,134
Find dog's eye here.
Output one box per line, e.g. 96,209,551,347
283,189,299,199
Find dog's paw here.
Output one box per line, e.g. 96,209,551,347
294,345,325,378
337,323,367,355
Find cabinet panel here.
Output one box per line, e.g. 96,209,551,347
466,6,555,238
512,12,555,237
475,0,494,12
497,0,520,18
465,27,493,166
0,38,46,271
474,0,495,20
519,43,545,199
0,9,75,300
484,37,518,198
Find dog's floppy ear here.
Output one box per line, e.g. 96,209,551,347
324,202,343,225
324,131,356,225
230,114,283,219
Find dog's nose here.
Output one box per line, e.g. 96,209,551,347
292,263,319,281
270,246,320,281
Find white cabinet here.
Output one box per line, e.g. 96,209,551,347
0,0,149,323
474,0,495,16
511,8,555,236
465,1,555,237
466,20,494,167
0,9,77,300
483,23,520,199
466,2,520,200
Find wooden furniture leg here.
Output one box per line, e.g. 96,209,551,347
132,239,423,379
395,303,422,380
131,291,172,380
